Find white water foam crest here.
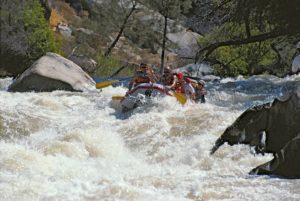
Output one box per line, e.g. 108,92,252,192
0,76,299,200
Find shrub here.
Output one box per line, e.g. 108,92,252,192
22,0,61,59
94,53,134,77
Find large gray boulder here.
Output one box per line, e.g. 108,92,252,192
8,52,96,92
210,88,300,178
167,29,202,58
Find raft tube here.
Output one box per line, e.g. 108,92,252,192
121,83,171,112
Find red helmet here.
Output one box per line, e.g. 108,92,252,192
176,72,184,79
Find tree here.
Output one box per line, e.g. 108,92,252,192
22,0,61,59
104,0,137,57
194,0,300,76
0,0,60,76
139,0,194,74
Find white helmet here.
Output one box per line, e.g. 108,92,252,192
296,41,300,49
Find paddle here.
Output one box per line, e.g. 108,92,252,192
95,80,119,89
170,90,187,105
112,96,124,101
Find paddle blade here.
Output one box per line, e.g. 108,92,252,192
112,96,124,101
96,80,119,89
172,92,187,105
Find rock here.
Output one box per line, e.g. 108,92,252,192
66,0,83,14
210,90,300,178
74,28,103,50
68,54,97,73
175,63,214,77
167,29,202,58
8,52,96,92
57,22,72,38
250,133,300,178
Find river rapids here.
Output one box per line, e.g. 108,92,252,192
0,75,299,201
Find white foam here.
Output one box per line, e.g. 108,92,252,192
0,76,299,201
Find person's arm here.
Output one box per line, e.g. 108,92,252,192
185,83,196,102
201,88,207,95
200,95,205,103
148,68,159,83
128,78,135,90
200,88,207,103
167,75,177,89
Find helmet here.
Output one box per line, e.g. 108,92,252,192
198,80,205,86
296,41,300,49
164,66,171,73
176,72,184,79
140,63,147,69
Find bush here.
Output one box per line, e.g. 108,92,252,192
23,0,61,59
94,53,134,77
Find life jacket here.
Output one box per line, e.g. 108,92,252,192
173,72,186,93
134,71,151,85
175,82,185,93
162,73,174,85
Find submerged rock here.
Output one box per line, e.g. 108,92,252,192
211,89,300,178
8,52,96,92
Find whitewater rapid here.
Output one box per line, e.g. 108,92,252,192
0,75,299,201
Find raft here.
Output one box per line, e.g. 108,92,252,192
119,83,171,112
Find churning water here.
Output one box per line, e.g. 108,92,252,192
0,75,299,201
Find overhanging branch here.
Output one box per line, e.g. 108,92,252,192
195,30,291,63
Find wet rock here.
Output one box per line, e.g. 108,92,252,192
8,52,96,92
176,63,214,77
211,90,300,178
250,133,300,178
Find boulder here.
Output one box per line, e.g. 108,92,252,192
68,54,97,73
167,29,202,58
175,63,214,77
8,52,96,92
210,89,300,178
57,22,72,38
250,133,300,178
0,43,31,78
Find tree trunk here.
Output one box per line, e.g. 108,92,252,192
160,15,168,75
244,10,251,38
104,3,136,57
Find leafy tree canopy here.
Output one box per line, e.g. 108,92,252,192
195,0,300,76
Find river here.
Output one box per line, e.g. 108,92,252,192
0,75,299,201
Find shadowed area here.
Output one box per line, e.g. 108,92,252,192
211,90,300,178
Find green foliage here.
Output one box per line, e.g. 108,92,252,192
195,0,300,77
94,53,134,77
22,0,61,59
200,22,277,77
